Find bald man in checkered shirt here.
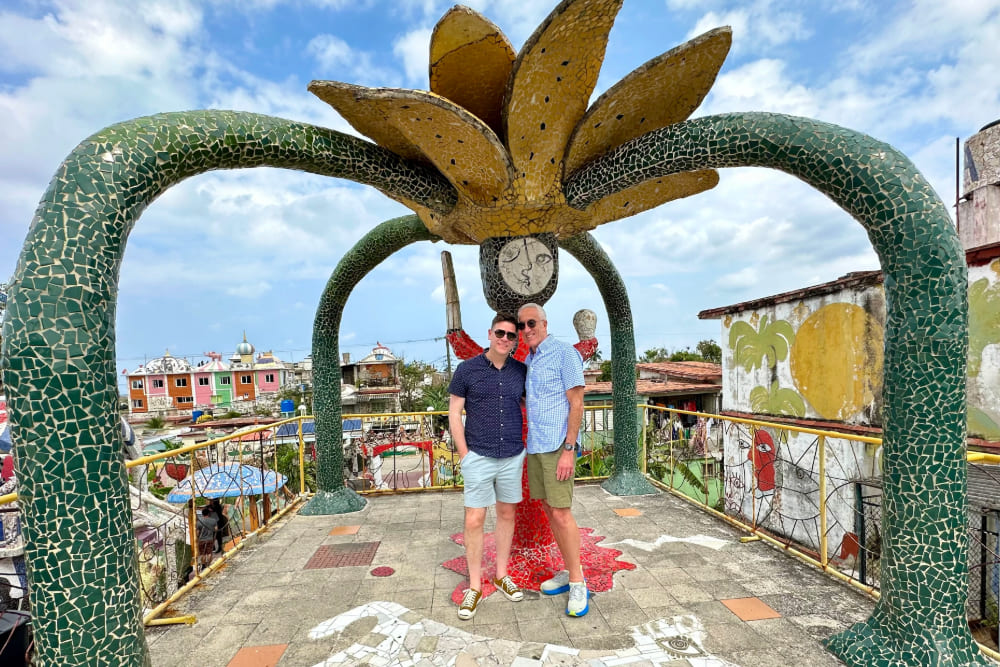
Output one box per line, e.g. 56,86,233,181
517,302,590,617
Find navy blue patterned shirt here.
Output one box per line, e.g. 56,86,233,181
448,352,526,459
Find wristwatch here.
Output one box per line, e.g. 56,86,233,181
563,441,576,451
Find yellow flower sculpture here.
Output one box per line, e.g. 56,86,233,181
310,0,731,244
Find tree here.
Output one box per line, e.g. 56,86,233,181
399,358,440,412
640,347,670,363
696,339,722,364
598,360,613,382
417,384,450,412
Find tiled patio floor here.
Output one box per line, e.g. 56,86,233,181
146,484,877,666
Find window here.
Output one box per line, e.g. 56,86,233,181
265,373,275,383
198,377,210,386
131,380,143,389
241,375,252,384
242,393,249,399
220,376,231,385
175,378,187,387
152,379,164,389
177,396,193,404
132,399,143,408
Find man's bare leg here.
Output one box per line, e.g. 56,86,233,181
464,506,487,591
542,502,584,582
494,501,516,579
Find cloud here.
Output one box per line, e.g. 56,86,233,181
713,266,758,291
393,28,432,86
682,0,811,54
226,280,273,299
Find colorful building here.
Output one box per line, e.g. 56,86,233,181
126,335,290,417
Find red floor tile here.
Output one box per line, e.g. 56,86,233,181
226,644,287,667
304,541,380,569
721,597,782,621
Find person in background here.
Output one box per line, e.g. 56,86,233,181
518,302,589,617
195,506,217,567
448,313,526,620
208,498,229,553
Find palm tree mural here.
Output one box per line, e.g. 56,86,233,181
728,315,796,372
1,0,985,665
749,380,806,418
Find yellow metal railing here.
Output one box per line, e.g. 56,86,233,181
0,414,311,626
638,404,1000,664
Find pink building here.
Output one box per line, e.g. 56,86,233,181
254,351,287,393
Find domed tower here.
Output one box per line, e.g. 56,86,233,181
959,119,1000,249
236,332,255,365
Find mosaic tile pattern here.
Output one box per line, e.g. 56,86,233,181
565,112,984,666
307,601,738,666
1,112,451,666
303,215,435,515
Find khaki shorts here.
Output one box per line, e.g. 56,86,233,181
527,449,574,508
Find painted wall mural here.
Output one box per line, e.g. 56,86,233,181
968,259,1000,440
723,289,886,426
723,264,1000,441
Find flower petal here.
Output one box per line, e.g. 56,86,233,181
503,0,624,200
348,88,514,206
310,81,428,162
429,5,516,138
585,171,719,225
564,27,731,176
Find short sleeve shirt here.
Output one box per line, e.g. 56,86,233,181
197,514,218,542
448,352,526,459
525,336,585,454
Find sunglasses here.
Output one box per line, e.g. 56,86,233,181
493,329,518,341
516,319,539,330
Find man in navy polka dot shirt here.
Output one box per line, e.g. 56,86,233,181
448,313,527,620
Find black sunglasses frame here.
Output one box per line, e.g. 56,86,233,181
493,329,518,341
516,319,539,330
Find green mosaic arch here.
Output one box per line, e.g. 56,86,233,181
303,214,436,514
0,111,455,666
567,111,985,667
559,233,655,496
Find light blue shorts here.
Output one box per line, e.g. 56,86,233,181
461,450,525,508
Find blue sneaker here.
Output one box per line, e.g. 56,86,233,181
540,570,570,595
566,581,589,617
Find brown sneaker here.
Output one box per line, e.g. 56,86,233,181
458,588,482,620
492,575,524,602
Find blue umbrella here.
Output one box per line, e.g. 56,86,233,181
166,463,286,502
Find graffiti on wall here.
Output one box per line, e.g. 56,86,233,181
968,259,1000,439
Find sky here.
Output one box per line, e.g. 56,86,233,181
1,0,999,392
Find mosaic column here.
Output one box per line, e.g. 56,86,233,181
560,233,656,496
566,112,985,666
1,111,454,666
302,215,437,515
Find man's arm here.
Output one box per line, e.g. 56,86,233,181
556,385,585,481
448,394,469,458
564,385,585,445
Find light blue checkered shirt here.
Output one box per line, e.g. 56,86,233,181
525,335,585,454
